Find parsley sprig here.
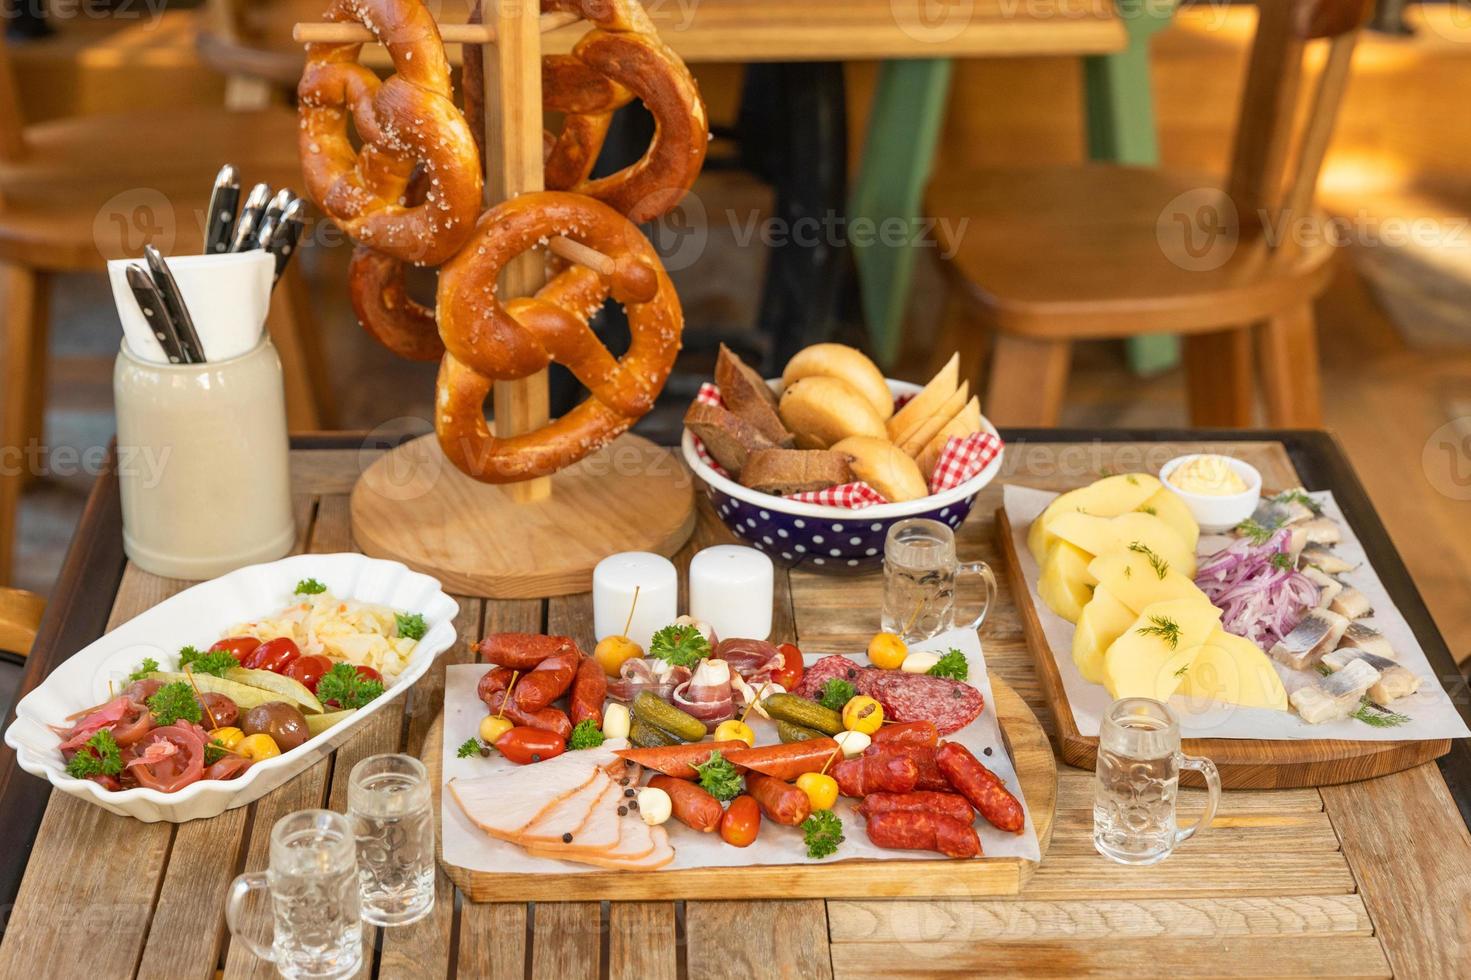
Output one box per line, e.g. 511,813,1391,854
395,612,427,641
64,730,123,780
456,737,483,759
316,663,384,710
817,678,856,712
801,810,844,860
147,681,203,726
1137,615,1182,650
648,624,711,668
294,578,327,595
926,649,969,681
692,750,744,801
178,645,237,678
128,657,160,682
568,720,605,751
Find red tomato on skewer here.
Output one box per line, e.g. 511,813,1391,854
209,636,261,664
772,643,805,690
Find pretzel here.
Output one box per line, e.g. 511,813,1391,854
298,0,483,266
541,6,708,222
435,191,682,482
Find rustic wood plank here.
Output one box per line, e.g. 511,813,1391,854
1045,808,1341,854
1323,761,1471,977
1024,851,1358,900
608,902,679,980
828,895,1373,942
0,566,192,980
378,598,484,980
829,936,1391,977
685,901,834,980
457,903,530,980
529,901,602,979
1053,773,1327,815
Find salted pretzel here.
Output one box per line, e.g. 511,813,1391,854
298,0,483,266
435,191,682,482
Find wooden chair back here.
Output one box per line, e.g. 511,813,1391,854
0,587,45,658
0,34,28,162
1226,0,1369,265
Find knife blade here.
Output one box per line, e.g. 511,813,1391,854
204,164,240,255
267,198,306,284
144,245,206,363
125,264,185,363
231,183,272,252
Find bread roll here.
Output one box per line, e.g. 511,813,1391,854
715,344,792,447
887,353,959,443
898,381,969,458
832,436,929,503
916,397,984,481
778,376,886,450
684,401,776,476
740,449,852,495
781,343,893,421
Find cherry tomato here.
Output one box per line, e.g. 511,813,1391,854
283,654,333,693
772,643,804,690
210,636,261,664
720,794,762,847
493,726,566,765
245,637,301,673
353,665,382,684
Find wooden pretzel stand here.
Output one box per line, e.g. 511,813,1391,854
296,4,696,598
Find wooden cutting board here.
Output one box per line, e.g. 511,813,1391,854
996,507,1450,789
422,674,1056,901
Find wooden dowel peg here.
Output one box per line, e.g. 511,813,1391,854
549,236,615,277
291,12,577,46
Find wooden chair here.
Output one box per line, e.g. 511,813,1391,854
0,586,44,657
0,34,334,587
927,0,1369,427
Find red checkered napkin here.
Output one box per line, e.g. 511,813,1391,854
928,431,1005,493
784,481,889,508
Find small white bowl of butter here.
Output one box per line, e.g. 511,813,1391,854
1159,454,1261,533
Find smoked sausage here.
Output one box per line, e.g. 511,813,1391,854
476,666,516,705
483,690,573,741
832,753,918,798
865,810,980,858
864,743,949,792
856,791,974,825
746,773,812,826
649,775,723,832
935,742,1025,833
514,649,580,713
569,656,607,727
480,633,578,670
871,720,938,749
721,739,841,781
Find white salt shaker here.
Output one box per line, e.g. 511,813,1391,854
689,545,774,641
593,552,679,651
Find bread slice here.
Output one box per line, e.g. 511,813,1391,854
740,449,853,495
832,436,929,503
887,353,959,443
917,397,984,481
898,380,969,458
715,344,793,447
685,401,775,476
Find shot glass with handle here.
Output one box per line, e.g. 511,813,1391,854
881,518,997,643
226,809,363,979
1093,698,1220,865
349,753,437,926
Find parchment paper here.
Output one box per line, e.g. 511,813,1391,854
441,628,1041,873
1005,484,1471,741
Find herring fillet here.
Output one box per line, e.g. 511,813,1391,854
1270,609,1350,671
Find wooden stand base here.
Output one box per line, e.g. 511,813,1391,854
351,433,696,598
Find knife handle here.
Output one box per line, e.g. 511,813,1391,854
125,264,185,363
205,164,240,255
144,246,206,364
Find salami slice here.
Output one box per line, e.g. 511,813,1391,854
796,654,984,735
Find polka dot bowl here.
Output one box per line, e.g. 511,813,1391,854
680,379,1005,574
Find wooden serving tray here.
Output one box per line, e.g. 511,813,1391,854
422,674,1056,901
997,505,1450,790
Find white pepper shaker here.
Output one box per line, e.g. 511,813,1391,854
689,545,774,641
592,552,679,651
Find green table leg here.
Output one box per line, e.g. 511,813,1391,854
850,58,954,369
1084,0,1180,375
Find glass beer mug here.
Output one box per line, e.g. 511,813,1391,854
881,518,996,643
1093,698,1220,865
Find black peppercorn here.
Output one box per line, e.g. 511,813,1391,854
562,832,573,843
617,806,628,816
983,746,993,756
625,788,635,798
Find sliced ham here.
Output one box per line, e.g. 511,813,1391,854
714,638,784,684
605,658,692,703
524,815,673,871
519,773,624,853
671,659,735,732
448,745,621,841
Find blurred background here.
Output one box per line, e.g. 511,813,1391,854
1,0,1468,680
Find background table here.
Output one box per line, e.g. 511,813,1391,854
1,431,1469,977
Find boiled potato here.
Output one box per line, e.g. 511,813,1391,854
1038,541,1094,624
1138,488,1199,553
1177,628,1288,710
1102,598,1222,701
1027,473,1162,562
1088,550,1211,616
1048,510,1195,580
1072,586,1136,685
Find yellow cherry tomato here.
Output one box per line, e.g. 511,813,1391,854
867,632,908,670
795,772,839,811
841,695,884,735
209,727,245,750
479,714,514,745
712,719,756,748
594,635,643,677
236,733,281,761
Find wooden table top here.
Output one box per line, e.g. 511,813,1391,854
2,431,1469,978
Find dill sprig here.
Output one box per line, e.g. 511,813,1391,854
1270,552,1294,570
1274,489,1323,516
1137,615,1182,650
1127,542,1170,579
1235,518,1275,546
1352,698,1409,728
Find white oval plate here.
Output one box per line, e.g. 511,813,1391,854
4,553,459,823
